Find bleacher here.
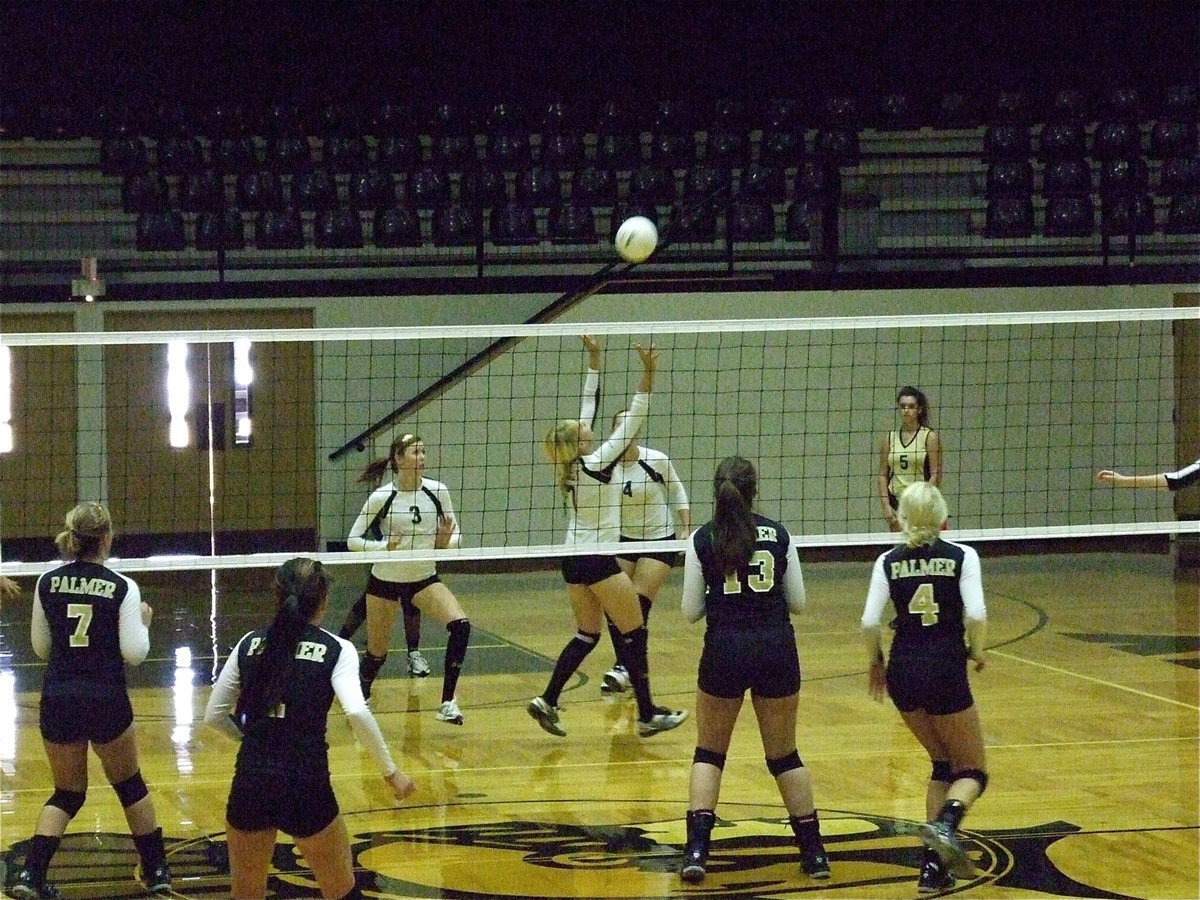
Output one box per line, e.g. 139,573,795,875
2,87,1198,293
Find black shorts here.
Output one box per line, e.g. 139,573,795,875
698,626,801,699
561,553,622,586
886,654,974,715
226,770,340,839
40,691,134,745
367,574,439,615
617,535,680,568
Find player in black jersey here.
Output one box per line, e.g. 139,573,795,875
1097,458,1200,491
204,558,414,900
861,482,989,893
678,457,829,884
10,502,171,900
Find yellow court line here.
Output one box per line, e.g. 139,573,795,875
989,648,1200,711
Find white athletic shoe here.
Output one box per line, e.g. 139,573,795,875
436,697,464,725
527,696,566,736
407,650,431,677
637,706,688,737
600,664,631,694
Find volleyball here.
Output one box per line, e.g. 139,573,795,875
615,216,658,263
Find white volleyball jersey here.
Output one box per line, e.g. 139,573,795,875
614,447,689,540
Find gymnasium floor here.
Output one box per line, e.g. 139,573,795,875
1,550,1197,899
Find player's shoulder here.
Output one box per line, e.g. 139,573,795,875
420,476,451,493
639,446,669,463
939,537,976,561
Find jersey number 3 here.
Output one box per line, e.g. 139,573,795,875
723,549,775,594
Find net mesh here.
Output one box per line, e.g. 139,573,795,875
0,307,1193,578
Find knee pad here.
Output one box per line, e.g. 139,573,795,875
575,630,600,646
112,772,148,808
48,788,86,818
952,767,989,796
446,618,471,640
693,747,727,770
766,750,803,777
361,651,388,680
931,759,953,783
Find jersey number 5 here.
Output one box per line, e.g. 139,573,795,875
722,549,775,594
67,602,93,647
908,583,940,625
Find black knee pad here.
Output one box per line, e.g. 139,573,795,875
48,788,86,818
112,772,148,808
693,747,727,770
952,767,989,796
446,618,471,640
931,759,953,783
766,750,803,777
361,651,388,680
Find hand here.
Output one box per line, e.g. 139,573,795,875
582,335,601,368
635,342,658,372
1096,469,1121,485
868,658,886,701
140,601,153,626
970,650,986,672
435,514,455,549
386,769,415,802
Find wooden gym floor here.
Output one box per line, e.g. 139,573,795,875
0,550,1196,899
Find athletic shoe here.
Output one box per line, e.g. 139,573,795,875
600,664,630,694
919,821,974,879
800,850,831,879
138,860,173,896
680,855,707,883
8,868,62,899
636,706,688,737
407,650,431,677
436,698,464,725
918,855,955,893
527,696,566,737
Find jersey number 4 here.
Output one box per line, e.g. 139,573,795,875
908,583,940,625
722,549,775,594
67,602,93,647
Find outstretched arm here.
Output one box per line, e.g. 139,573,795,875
1096,470,1168,490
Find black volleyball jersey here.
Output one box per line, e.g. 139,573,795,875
33,560,146,695
690,513,798,630
231,623,346,778
875,538,977,662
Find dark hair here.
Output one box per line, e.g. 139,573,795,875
358,432,421,484
238,557,331,723
711,456,757,577
896,385,932,428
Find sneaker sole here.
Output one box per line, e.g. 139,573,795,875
680,864,706,883
436,715,464,725
527,700,566,737
919,823,974,879
600,675,628,693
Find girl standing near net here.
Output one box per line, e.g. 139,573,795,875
528,335,687,739
678,456,829,884
346,433,469,724
204,558,414,900
861,481,988,893
599,412,691,695
11,502,171,900
878,386,942,531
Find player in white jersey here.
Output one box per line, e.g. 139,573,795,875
1097,457,1200,491
346,433,470,725
600,415,690,694
878,386,942,531
528,336,687,739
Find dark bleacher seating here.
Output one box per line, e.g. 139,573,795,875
985,198,1034,238
738,162,786,201
459,166,508,208
1044,196,1095,236
668,201,718,243
785,199,817,241
489,202,539,245
196,207,246,250
348,171,396,211
729,199,775,241
433,202,478,246
314,205,364,249
373,205,422,247
122,173,170,213
548,202,598,244
136,210,186,250
256,206,304,249
180,170,226,213
1165,194,1200,234
237,171,282,211
515,167,561,205
292,168,337,211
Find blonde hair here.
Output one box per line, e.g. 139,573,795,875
55,501,112,559
543,420,583,498
897,482,947,547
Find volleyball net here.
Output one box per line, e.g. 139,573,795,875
0,306,1194,579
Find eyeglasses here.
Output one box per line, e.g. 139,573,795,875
897,403,919,410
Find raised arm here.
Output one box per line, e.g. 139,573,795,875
579,335,602,428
